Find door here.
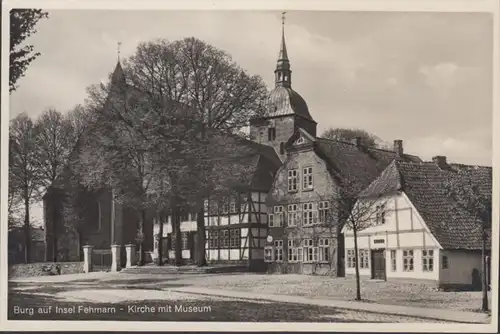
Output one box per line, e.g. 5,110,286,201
371,249,386,280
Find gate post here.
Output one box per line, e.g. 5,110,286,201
83,245,93,273
125,244,137,268
110,244,121,272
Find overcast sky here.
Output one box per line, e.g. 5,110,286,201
9,10,493,166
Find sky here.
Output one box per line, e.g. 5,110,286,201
9,10,493,167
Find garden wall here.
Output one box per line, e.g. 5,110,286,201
8,262,84,279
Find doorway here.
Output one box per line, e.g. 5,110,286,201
371,249,386,280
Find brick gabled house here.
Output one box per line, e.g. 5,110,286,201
264,125,422,275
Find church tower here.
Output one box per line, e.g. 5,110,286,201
250,12,317,161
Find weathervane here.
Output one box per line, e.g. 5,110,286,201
282,11,286,26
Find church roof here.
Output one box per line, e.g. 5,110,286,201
359,160,492,250
266,86,315,122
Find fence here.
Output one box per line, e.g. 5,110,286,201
91,249,112,272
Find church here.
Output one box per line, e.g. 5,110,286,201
43,19,490,279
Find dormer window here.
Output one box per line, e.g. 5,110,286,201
296,137,305,145
268,127,276,141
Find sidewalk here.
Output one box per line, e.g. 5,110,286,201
172,286,490,324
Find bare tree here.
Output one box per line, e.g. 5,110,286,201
336,180,390,301
9,113,43,263
34,108,78,261
443,169,491,312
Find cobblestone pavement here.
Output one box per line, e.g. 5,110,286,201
9,271,491,321
176,273,491,313
8,284,448,322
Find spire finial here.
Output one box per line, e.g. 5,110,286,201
275,11,291,88
278,12,288,61
117,41,122,61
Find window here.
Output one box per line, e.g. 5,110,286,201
287,240,303,263
220,230,229,248
442,255,449,269
230,199,236,214
288,240,295,262
303,239,316,262
181,232,189,250
280,142,285,155
422,249,434,272
287,204,299,227
347,249,356,268
319,238,330,262
268,213,274,227
169,233,176,250
208,231,219,248
303,203,316,226
270,206,284,227
390,250,397,271
268,127,276,141
180,211,189,222
274,240,283,262
375,204,386,225
230,229,241,248
403,250,414,272
210,216,219,226
359,249,369,269
221,200,229,214
288,169,299,192
303,239,313,262
264,246,274,262
296,136,305,145
209,201,218,215
303,167,313,190
239,194,247,213
318,201,330,223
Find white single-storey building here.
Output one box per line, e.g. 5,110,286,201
342,157,491,289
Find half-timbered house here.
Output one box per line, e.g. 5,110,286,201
342,157,492,288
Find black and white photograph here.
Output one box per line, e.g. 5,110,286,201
2,0,499,332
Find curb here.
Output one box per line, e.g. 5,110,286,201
171,288,490,324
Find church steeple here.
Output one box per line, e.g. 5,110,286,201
275,12,291,88
111,42,126,87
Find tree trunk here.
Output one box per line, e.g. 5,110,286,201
353,225,361,301
52,199,58,262
481,229,489,312
138,209,146,266
196,206,207,267
173,206,182,266
157,212,163,266
24,194,31,264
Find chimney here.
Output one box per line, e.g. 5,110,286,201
353,137,362,148
432,155,448,169
393,140,403,156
